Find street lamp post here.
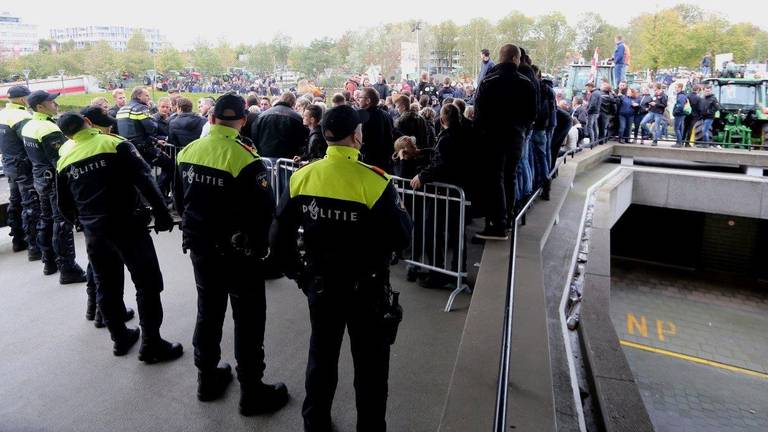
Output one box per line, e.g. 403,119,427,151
58,69,65,93
146,69,157,100
22,69,30,88
411,21,423,75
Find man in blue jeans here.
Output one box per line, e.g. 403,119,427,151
613,36,627,85
640,84,667,146
699,85,720,145
672,83,688,147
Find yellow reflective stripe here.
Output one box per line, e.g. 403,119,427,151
128,112,150,120
177,132,258,178
0,105,31,127
56,129,119,172
115,112,130,119
21,118,61,142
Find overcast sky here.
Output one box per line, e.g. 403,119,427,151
7,0,767,49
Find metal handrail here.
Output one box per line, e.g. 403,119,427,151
492,135,611,431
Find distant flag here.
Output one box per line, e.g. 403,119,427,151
589,47,599,84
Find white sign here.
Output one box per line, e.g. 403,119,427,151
714,53,733,72
401,42,418,81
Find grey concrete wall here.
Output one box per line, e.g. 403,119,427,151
612,144,768,167
579,169,655,432
632,168,768,220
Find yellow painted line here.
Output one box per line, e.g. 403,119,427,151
619,340,768,380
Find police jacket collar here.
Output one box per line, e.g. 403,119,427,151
72,127,101,142
5,102,27,111
325,145,360,161
32,111,53,121
208,124,240,140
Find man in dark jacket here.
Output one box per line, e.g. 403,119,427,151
473,44,537,240
476,48,495,87
152,97,172,140
295,104,327,161
393,95,429,150
372,74,390,100
530,66,554,192
640,84,668,145
672,82,688,146
438,78,455,104
516,50,539,206
169,97,207,148
250,91,308,159
598,82,617,140
416,72,437,99
359,87,395,172
699,85,720,145
117,87,174,195
684,85,702,145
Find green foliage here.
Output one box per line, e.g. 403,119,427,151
5,4,767,86
530,12,575,73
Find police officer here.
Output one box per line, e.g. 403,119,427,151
20,90,86,283
175,94,289,414
0,85,41,260
78,106,135,328
116,86,174,197
272,105,412,432
56,112,182,361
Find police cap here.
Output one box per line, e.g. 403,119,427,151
27,90,60,109
213,93,247,120
7,85,31,98
322,105,369,142
80,106,116,129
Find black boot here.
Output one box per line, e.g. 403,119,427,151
59,261,87,284
28,248,42,261
94,308,106,328
138,335,184,364
239,382,289,416
86,299,96,321
113,327,141,356
198,363,233,402
12,239,28,252
96,307,134,328
43,261,58,275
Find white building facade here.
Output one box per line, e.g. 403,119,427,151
49,25,166,52
0,12,39,58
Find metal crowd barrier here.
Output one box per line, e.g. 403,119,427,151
390,177,471,312
271,159,471,312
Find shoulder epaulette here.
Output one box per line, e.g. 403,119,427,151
358,161,389,180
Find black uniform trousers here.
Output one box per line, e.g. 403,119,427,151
85,227,164,338
190,247,267,384
4,159,40,249
34,172,77,268
302,278,390,432
484,126,525,229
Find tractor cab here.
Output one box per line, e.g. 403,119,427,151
561,63,615,100
703,78,768,148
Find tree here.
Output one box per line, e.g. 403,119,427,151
496,11,533,49
123,32,152,77
245,42,277,73
457,18,498,79
271,33,292,67
190,40,225,75
530,12,574,73
630,9,686,74
81,41,118,84
287,38,339,78
155,47,185,74
574,14,622,61
428,20,460,74
673,3,705,26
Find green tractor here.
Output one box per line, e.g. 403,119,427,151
560,63,616,100
698,78,768,149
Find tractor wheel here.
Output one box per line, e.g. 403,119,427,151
763,124,768,150
693,120,706,145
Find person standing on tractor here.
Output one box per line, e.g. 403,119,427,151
613,36,628,85
700,53,713,77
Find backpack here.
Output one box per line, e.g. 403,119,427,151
623,44,632,66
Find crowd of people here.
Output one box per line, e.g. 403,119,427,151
1,35,734,431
